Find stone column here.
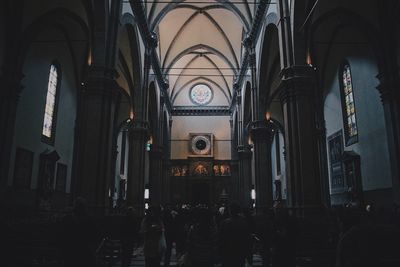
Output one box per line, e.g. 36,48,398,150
73,67,118,213
377,76,400,204
279,65,323,213
149,147,163,205
162,159,171,204
126,124,148,214
230,116,239,203
376,1,400,204
0,74,23,191
235,86,252,207
250,120,274,211
237,145,253,208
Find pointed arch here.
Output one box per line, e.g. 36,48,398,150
150,1,250,32
172,77,230,104
169,54,232,99
121,13,144,97
162,9,239,69
165,44,238,75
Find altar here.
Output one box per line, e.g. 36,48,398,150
169,158,232,205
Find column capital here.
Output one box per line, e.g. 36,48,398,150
128,123,150,141
149,148,163,159
129,119,149,129
249,120,275,142
376,72,400,102
83,66,120,98
236,94,242,105
238,145,252,159
279,65,317,103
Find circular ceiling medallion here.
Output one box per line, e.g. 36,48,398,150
191,135,211,155
189,83,213,106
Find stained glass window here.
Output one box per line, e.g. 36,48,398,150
190,84,213,106
42,64,59,142
340,63,358,145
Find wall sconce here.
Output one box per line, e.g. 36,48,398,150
306,51,313,66
265,111,271,121
146,136,153,151
144,188,149,200
251,188,256,200
87,48,93,66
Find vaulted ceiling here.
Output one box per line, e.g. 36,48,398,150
145,0,256,107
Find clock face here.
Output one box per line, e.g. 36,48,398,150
189,84,213,106
190,135,212,156
195,139,207,150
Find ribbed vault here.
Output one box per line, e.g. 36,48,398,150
146,0,254,107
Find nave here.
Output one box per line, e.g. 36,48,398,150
2,0,400,266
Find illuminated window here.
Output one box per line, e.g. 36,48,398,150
42,63,60,144
189,83,213,106
340,62,358,146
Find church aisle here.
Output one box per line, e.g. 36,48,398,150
117,247,263,267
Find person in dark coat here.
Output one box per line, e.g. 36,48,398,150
219,203,252,267
255,208,274,267
141,206,165,267
271,208,297,267
121,207,140,267
59,197,98,267
163,205,185,266
186,208,218,267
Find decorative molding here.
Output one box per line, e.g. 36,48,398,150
130,0,172,113
230,0,270,110
172,106,231,116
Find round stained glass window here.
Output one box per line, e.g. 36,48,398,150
189,84,213,106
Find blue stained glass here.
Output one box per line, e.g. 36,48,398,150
342,64,358,140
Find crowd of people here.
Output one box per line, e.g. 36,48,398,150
57,198,400,267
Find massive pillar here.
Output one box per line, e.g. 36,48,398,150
126,123,148,214
237,145,252,208
161,117,173,204
235,88,252,207
73,67,119,212
248,50,274,211
376,1,400,204
162,159,171,204
0,74,22,191
279,66,323,212
149,147,163,205
377,76,400,204
230,116,239,203
250,121,274,211
0,2,23,192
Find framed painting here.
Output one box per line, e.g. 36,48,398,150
190,161,212,176
327,130,344,190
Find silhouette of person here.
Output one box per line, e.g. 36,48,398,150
141,206,165,267
58,197,97,267
186,208,218,267
121,207,140,267
219,203,252,267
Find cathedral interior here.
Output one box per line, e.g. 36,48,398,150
1,0,400,266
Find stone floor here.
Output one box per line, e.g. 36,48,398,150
111,247,263,267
